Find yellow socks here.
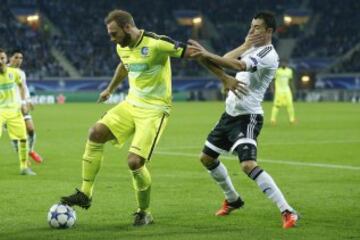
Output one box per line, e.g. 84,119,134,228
81,140,104,197
18,139,28,170
287,104,295,123
131,165,152,212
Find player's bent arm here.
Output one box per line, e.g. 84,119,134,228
106,62,128,93
206,52,247,72
223,43,251,59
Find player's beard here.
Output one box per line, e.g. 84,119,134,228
119,32,131,47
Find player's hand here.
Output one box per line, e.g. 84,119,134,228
244,32,265,47
187,39,210,59
97,89,112,103
222,75,248,99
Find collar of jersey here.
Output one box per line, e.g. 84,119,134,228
130,30,145,49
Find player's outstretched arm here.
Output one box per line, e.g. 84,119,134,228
97,62,128,103
188,39,247,72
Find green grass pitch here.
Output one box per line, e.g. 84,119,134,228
0,102,359,240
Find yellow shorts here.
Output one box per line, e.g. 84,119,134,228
98,101,169,160
274,91,293,107
0,109,27,140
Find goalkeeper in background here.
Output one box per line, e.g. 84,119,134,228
270,59,296,125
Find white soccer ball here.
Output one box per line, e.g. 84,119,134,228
48,203,76,229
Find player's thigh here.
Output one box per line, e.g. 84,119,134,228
204,112,234,156
275,93,286,107
230,114,263,161
6,112,27,140
131,108,168,160
285,92,294,105
97,101,135,147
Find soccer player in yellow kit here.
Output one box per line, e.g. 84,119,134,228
0,48,35,175
9,50,43,163
60,9,232,226
270,60,296,125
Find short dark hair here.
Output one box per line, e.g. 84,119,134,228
0,48,5,54
254,11,276,32
10,49,23,56
104,9,135,27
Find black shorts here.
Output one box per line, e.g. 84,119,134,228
203,112,263,161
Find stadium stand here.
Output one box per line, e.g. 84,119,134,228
0,0,68,78
1,0,359,77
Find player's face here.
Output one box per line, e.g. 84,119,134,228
107,21,131,47
10,53,23,67
0,52,8,72
248,18,271,46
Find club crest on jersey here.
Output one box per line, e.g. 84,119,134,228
141,47,149,57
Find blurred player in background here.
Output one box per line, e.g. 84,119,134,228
189,12,298,229
270,59,296,125
0,48,35,175
9,49,43,163
61,9,211,226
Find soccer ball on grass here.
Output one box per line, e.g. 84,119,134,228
47,203,76,229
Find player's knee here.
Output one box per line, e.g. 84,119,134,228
200,146,220,168
88,124,109,143
127,153,145,170
240,161,258,175
199,152,217,168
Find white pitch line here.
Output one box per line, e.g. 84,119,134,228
158,139,360,151
155,150,360,171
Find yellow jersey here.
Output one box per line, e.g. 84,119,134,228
274,67,293,94
116,30,186,113
0,67,22,110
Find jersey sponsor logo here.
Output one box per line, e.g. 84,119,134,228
128,63,148,72
141,47,149,57
0,82,15,90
